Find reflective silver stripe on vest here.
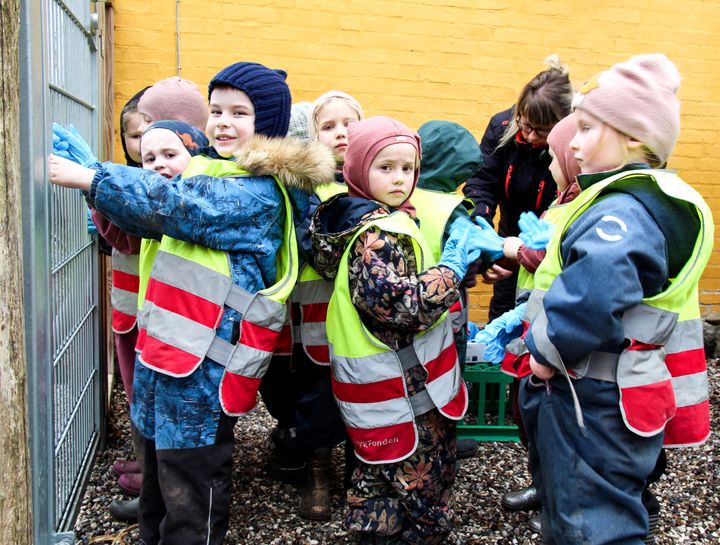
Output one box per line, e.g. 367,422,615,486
141,301,214,358
299,277,334,305
206,335,273,378
112,287,138,317
301,321,329,346
622,304,678,345
505,336,527,357
574,351,620,381
528,291,678,348
665,318,703,353
335,397,414,429
672,372,709,407
152,251,232,305
332,352,403,384
237,288,286,331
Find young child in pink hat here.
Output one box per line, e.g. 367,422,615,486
309,116,499,544
519,54,714,544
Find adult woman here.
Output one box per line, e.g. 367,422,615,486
463,56,574,529
464,55,573,321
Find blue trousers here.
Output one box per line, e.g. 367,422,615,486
519,375,663,545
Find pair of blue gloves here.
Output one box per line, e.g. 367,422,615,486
473,302,527,364
518,211,554,251
52,123,98,167
438,216,504,279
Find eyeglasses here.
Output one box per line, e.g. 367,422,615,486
517,118,554,138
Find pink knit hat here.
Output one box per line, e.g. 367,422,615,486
138,77,209,131
571,54,681,164
343,116,421,217
546,113,580,186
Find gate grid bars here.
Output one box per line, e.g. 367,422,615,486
20,0,103,543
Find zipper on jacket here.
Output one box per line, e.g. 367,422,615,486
505,164,514,199
535,179,546,210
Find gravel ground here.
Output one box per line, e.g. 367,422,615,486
75,360,720,544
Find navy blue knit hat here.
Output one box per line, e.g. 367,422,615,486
208,62,292,138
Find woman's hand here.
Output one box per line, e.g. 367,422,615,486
48,154,96,191
529,355,555,380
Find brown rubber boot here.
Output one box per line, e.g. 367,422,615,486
298,448,332,520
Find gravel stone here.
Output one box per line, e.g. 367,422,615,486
74,359,720,544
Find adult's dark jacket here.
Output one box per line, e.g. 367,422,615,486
463,107,557,236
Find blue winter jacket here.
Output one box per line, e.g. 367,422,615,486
87,136,335,448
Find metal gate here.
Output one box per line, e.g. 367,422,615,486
19,1,104,543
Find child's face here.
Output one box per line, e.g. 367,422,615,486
570,109,633,174
316,99,361,164
548,148,568,192
140,129,193,178
367,143,417,208
206,87,255,158
122,110,145,164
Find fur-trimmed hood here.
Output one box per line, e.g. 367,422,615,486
233,135,336,192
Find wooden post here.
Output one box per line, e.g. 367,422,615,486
0,0,33,542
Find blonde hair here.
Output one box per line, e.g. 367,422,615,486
499,55,574,148
310,90,364,140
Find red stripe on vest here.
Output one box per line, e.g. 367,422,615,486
332,375,406,404
113,269,140,293
448,300,461,314
621,379,676,434
665,348,707,377
238,320,281,352
112,309,137,333
220,372,261,415
346,421,416,463
136,328,147,351
425,343,457,383
151,281,224,329
306,345,330,364
141,335,201,376
441,381,467,418
275,324,292,354
663,400,710,446
302,302,328,323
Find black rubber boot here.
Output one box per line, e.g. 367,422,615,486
266,427,307,485
298,448,332,520
501,485,541,511
109,497,139,522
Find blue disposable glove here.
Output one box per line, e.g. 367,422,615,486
471,216,505,261
518,211,555,250
52,123,98,166
473,303,526,364
86,208,98,235
467,321,481,339
438,216,483,279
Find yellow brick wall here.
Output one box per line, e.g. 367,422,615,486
111,0,720,323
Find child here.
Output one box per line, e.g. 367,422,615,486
519,54,713,544
102,119,207,521
310,116,492,544
138,76,209,131
309,90,364,180
119,87,150,166
49,61,335,545
415,119,483,461
290,90,365,520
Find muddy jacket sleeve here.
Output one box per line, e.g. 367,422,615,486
87,162,282,253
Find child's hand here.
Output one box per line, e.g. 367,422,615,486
502,236,523,260
481,263,513,284
48,154,95,191
529,355,555,380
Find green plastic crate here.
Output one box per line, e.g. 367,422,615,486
458,353,519,442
